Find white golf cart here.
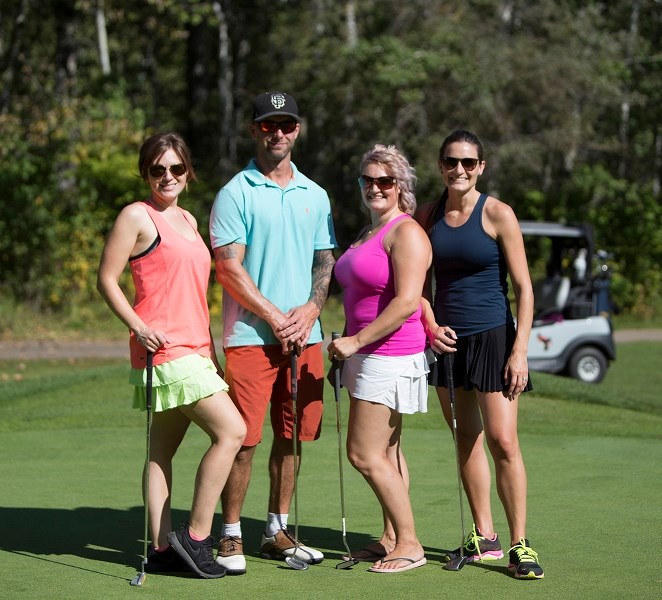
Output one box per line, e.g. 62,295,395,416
520,221,616,384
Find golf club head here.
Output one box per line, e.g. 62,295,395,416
130,571,146,586
285,556,309,570
443,553,468,571
335,558,359,570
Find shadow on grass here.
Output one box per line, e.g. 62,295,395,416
0,505,188,577
0,505,454,575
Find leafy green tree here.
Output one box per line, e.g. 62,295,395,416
0,0,660,321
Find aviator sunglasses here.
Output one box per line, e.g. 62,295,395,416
258,120,298,134
440,156,480,171
148,163,187,178
358,175,397,190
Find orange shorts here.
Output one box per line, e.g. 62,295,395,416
224,343,324,447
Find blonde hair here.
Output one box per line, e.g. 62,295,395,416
359,144,417,214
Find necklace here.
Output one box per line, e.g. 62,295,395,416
363,212,405,239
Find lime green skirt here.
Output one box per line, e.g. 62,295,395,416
129,354,229,412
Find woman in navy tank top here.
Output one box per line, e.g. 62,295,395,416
415,130,544,579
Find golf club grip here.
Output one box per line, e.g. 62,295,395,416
445,352,454,391
331,331,341,393
290,351,298,398
146,352,154,412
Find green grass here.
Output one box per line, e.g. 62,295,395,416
1,343,661,599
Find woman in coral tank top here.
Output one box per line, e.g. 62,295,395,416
98,132,246,578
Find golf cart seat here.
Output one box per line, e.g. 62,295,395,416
533,275,571,323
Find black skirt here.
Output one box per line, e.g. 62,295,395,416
428,324,533,393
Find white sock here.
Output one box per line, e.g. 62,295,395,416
265,512,288,537
223,521,242,538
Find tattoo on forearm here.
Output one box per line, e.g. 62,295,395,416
215,245,237,260
309,249,335,310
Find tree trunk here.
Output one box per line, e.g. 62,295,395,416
95,0,110,76
0,0,30,114
619,0,640,178
186,22,213,162
54,0,78,101
214,0,236,178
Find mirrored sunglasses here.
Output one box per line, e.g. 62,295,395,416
257,120,298,134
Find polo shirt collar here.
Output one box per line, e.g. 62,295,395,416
244,159,307,190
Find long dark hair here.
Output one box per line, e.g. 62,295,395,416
429,129,485,224
438,129,484,162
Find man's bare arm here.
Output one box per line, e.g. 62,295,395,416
276,249,336,350
309,249,336,311
213,243,287,332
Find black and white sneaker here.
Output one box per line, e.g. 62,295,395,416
508,538,544,579
144,544,190,573
167,526,226,579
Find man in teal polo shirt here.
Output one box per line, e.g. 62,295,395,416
210,91,336,574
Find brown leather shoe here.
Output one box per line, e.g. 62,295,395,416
259,529,324,564
215,535,246,575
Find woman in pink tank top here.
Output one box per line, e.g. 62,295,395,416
98,133,246,578
327,144,431,573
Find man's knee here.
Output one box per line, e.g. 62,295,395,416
234,445,257,466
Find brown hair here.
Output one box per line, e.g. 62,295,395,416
438,129,484,162
138,132,197,183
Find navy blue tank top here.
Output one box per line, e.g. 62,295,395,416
430,193,512,336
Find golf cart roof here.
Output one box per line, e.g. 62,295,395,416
519,220,596,277
519,221,592,239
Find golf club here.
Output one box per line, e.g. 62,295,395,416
131,351,154,587
443,352,468,571
331,332,359,570
284,350,309,571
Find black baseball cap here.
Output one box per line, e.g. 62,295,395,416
252,92,301,123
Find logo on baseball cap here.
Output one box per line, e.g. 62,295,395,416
252,92,301,123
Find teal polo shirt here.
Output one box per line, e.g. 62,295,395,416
210,159,337,347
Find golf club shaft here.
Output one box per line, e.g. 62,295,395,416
141,352,154,578
331,332,352,559
290,351,301,553
446,352,466,557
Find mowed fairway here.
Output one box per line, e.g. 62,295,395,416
1,341,660,600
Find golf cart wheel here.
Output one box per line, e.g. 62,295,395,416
568,347,607,384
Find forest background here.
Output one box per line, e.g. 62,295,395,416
1,0,661,335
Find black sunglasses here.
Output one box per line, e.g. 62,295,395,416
148,163,187,178
258,120,298,134
440,156,480,171
358,175,397,190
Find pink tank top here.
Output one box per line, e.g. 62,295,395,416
334,214,425,356
128,201,212,369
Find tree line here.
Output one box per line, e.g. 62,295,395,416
1,0,660,319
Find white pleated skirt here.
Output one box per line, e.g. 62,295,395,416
340,351,431,414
